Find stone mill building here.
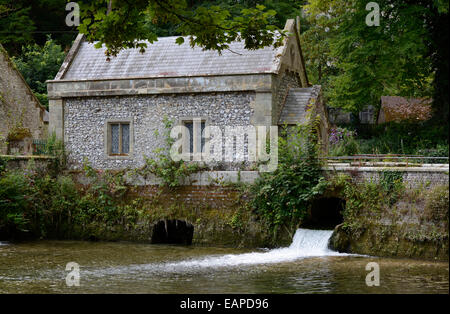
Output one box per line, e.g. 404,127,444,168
47,19,329,171
1,44,48,155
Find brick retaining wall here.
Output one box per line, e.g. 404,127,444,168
323,164,449,188
134,185,243,209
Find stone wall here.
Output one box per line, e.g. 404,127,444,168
271,70,302,124
136,185,243,210
323,165,449,189
0,155,54,172
66,170,293,247
69,164,449,188
64,92,255,170
329,183,449,261
325,164,449,260
0,45,47,154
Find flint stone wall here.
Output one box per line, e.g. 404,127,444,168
64,92,255,170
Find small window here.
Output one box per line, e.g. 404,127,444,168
180,119,207,161
109,122,130,155
184,120,206,154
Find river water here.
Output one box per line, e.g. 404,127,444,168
0,229,448,294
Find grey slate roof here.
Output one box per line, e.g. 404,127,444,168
62,36,282,80
279,87,314,125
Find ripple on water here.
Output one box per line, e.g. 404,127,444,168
0,230,448,294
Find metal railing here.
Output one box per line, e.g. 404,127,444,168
32,139,47,155
322,154,449,165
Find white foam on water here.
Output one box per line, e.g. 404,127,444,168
164,228,348,269
57,229,352,279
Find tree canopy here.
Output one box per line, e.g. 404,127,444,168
302,0,448,121
0,0,76,55
12,37,66,109
76,0,303,57
0,0,448,124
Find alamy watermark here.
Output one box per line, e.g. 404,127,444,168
168,122,278,172
65,262,80,287
65,2,80,27
366,2,380,26
365,262,380,286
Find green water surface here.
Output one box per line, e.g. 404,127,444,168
0,241,448,294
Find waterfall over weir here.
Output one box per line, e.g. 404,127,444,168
71,229,351,279
165,229,347,269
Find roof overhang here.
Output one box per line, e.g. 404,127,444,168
47,19,308,98
47,73,273,99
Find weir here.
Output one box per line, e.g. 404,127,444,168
1,236,447,293
166,229,347,269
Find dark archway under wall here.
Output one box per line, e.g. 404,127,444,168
303,198,345,230
151,219,194,245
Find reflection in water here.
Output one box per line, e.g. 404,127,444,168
0,234,448,294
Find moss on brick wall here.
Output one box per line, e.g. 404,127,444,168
327,173,449,260
0,165,293,248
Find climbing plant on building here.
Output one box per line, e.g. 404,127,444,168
138,116,206,189
250,113,327,235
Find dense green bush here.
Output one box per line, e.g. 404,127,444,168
250,116,327,233
379,171,405,206
0,160,148,241
356,122,448,156
328,121,448,159
0,156,9,174
0,171,31,235
424,185,449,223
328,172,405,232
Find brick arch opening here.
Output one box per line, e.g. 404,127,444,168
303,197,345,229
151,219,194,245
